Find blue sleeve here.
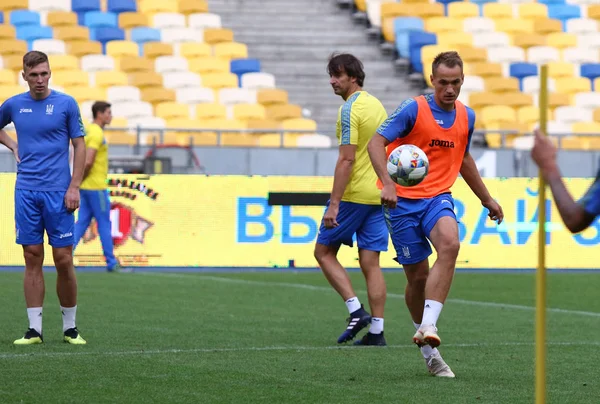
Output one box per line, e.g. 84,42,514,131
376,98,418,142
0,98,13,129
67,97,85,139
466,107,476,154
578,171,600,218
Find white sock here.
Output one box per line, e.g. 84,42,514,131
421,299,443,328
27,307,43,335
413,322,438,359
370,318,384,334
61,305,77,332
345,297,361,314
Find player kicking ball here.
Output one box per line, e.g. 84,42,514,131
368,51,503,376
314,53,390,346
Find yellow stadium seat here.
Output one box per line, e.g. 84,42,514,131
0,25,16,39
203,28,234,45
143,42,173,59
588,137,600,151
118,12,148,29
503,92,534,109
51,70,89,87
484,122,529,148
139,0,178,15
201,73,238,90
179,43,212,59
414,3,444,19
129,72,163,89
68,41,102,57
266,104,303,121
141,88,176,105
572,122,600,134
106,131,137,146
117,56,153,73
547,33,577,50
588,5,600,20
213,42,248,60
548,93,571,110
64,87,106,104
0,39,27,56
0,85,24,100
164,119,216,146
2,55,23,71
555,77,591,96
495,18,534,35
381,18,397,43
547,61,574,78
447,2,479,19
560,136,586,150
355,0,366,12
199,118,246,141
55,26,90,41
47,11,78,27
424,17,462,35
196,103,227,120
156,102,190,120
513,34,546,49
0,70,16,85
257,89,289,106
466,62,503,78
178,0,209,15
106,41,139,58
94,71,128,89
481,105,517,126
233,104,266,121
281,118,317,136
0,0,25,12
48,55,79,71
460,47,488,64
381,3,415,20
188,57,229,74
246,118,281,134
485,77,520,93
437,32,472,48
594,108,600,121
421,45,446,67
145,131,180,146
518,3,548,20
517,106,553,126
483,3,513,19
533,18,563,35
468,92,498,111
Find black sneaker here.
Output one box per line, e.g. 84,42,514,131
13,328,43,345
353,331,387,346
337,305,372,343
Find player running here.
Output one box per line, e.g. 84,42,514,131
368,51,503,376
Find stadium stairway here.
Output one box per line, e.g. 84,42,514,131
207,0,417,136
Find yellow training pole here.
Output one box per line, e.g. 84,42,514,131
536,64,549,404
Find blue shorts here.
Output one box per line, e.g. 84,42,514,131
384,193,457,265
15,189,75,248
316,201,388,252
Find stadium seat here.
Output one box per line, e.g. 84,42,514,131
68,40,102,57
281,118,317,137
473,32,510,49
17,26,53,49
574,92,600,109
589,5,600,21
47,11,78,27
106,40,139,58
160,27,201,44
230,59,261,85
179,42,212,58
533,18,563,35
554,106,593,124
463,76,485,93
514,34,546,49
156,102,190,120
188,13,222,29
487,46,525,64
118,56,153,73
578,34,600,50
176,87,215,105
110,101,153,120
118,12,148,29
214,42,248,60
51,70,89,87
11,10,41,27
178,0,209,16
548,4,581,30
49,55,79,71
154,56,188,73
266,104,303,121
65,86,106,103
572,122,600,134
130,27,161,50
106,85,141,102
581,64,600,90
107,0,137,14
201,73,239,90
468,92,498,111
241,73,276,90
152,13,186,29
129,72,163,89
523,76,557,94
510,63,538,90
257,89,288,106
188,57,230,74
547,61,575,78
565,18,598,35
483,3,514,19
517,106,553,127
84,11,118,29
80,54,114,72
564,47,599,64
233,104,266,121
54,26,89,42
203,28,235,45
408,32,437,73
143,42,173,59
162,72,202,89
94,71,128,89
29,0,71,12
555,77,592,95
502,92,535,111
195,104,227,120
0,70,17,85
0,25,15,39
32,39,66,55
93,27,125,46
546,32,577,50
218,88,256,105
517,3,548,20
393,17,424,57
72,0,101,24
527,46,560,64
463,17,495,34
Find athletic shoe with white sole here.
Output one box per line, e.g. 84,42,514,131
425,351,455,378
413,324,441,348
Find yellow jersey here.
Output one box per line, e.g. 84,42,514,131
336,90,388,205
81,123,109,190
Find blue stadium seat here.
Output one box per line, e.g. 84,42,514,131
130,27,161,55
510,63,538,91
72,0,101,25
93,27,124,52
538,0,566,5
84,11,118,29
409,32,437,73
434,0,463,15
581,64,600,91
394,17,424,59
548,4,580,29
16,26,53,51
10,10,41,27
230,58,261,85
0,12,4,24
107,0,137,14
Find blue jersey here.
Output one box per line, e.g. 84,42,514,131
579,169,600,218
378,94,476,153
0,91,85,191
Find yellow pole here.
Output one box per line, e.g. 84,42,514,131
536,64,549,404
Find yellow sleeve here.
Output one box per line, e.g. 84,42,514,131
85,125,103,150
339,98,360,146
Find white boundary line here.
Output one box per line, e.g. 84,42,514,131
138,273,600,318
3,341,600,360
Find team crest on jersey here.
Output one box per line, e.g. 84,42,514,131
45,104,54,115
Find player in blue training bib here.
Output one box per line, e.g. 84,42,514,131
0,51,88,346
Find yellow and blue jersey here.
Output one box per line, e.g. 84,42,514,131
336,90,388,205
580,169,600,218
81,123,108,190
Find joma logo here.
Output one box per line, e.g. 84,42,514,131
429,139,455,148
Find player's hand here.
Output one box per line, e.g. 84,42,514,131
531,129,557,172
381,183,398,209
482,199,504,224
64,186,80,212
323,203,339,228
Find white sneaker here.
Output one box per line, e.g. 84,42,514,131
413,324,441,348
426,351,455,378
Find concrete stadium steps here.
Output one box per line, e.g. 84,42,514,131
208,0,417,136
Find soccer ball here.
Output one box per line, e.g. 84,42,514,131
387,144,429,187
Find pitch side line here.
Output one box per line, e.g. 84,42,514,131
138,273,600,318
2,341,600,360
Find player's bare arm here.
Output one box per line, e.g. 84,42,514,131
532,129,594,233
0,129,19,163
459,151,504,224
324,144,356,228
66,136,85,211
367,134,397,208
83,148,97,180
